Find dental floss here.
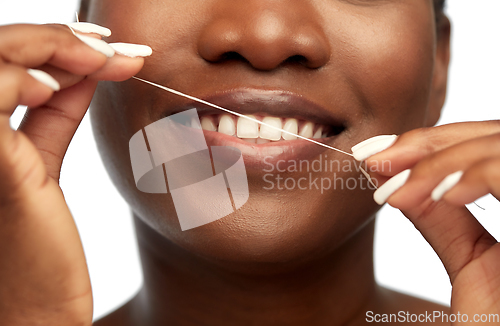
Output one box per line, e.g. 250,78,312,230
66,12,79,36
130,75,491,203
131,76,377,188
69,17,367,181
132,77,355,158
67,25,76,35
360,165,378,189
71,14,485,205
473,202,485,210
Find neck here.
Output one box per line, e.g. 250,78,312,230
128,215,378,326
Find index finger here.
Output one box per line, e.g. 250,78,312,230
0,24,112,75
366,120,500,176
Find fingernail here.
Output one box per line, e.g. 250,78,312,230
373,169,411,205
109,43,153,57
431,171,464,202
66,22,112,37
75,34,115,58
351,135,398,161
27,69,60,91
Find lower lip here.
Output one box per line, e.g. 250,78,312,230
203,130,344,172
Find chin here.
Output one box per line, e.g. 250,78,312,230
131,181,379,274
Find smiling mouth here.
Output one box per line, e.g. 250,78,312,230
164,88,347,147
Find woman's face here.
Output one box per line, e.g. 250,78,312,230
87,0,449,268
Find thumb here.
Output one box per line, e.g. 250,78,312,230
401,199,496,283
18,78,98,181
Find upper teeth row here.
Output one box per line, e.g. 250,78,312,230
200,114,328,143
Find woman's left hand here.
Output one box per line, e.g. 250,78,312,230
357,120,500,324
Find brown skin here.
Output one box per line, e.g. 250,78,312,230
85,0,450,325
2,0,498,325
88,0,443,265
0,25,144,326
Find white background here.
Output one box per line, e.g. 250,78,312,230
1,0,499,321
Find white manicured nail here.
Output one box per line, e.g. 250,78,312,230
109,43,153,58
373,169,411,205
27,69,60,91
431,171,464,202
75,34,115,57
66,22,112,37
351,135,398,161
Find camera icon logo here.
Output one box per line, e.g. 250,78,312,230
129,109,249,231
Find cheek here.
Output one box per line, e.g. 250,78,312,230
358,34,435,130
327,4,436,135
88,0,207,47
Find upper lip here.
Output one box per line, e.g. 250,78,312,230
164,88,347,129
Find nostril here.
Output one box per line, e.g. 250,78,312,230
215,52,308,69
283,55,308,67
218,51,250,64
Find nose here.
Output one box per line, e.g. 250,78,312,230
197,1,331,71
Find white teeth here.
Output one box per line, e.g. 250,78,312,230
282,118,298,140
299,121,314,138
259,117,282,141
313,126,323,139
201,117,216,131
237,115,259,138
218,115,235,135
200,114,331,142
256,138,271,144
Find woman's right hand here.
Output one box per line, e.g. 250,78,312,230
0,23,148,326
